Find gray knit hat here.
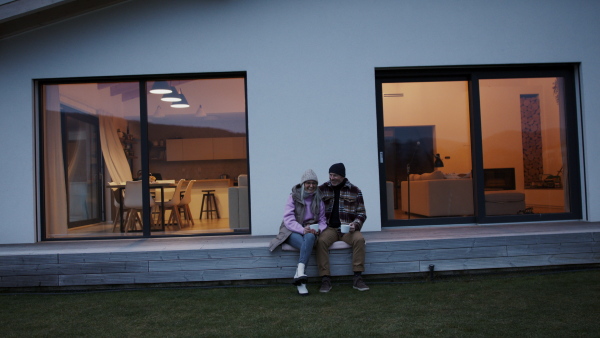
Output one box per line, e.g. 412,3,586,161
300,169,318,184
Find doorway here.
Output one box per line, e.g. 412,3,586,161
61,105,103,228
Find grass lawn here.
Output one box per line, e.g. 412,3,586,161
1,270,599,337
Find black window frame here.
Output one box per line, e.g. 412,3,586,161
37,71,250,240
376,63,583,227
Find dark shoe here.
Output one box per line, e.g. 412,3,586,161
319,277,332,293
353,275,369,291
293,275,308,286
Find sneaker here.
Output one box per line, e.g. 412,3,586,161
319,277,332,293
353,275,369,291
297,283,309,296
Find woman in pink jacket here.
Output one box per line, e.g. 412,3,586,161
269,169,327,295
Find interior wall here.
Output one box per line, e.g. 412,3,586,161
480,78,563,192
383,81,472,174
0,0,598,243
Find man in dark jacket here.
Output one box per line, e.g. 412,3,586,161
317,163,369,292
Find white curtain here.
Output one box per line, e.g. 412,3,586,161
99,114,133,183
44,85,68,235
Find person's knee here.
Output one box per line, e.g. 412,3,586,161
316,236,329,248
351,235,365,247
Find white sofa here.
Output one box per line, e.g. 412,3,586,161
400,172,526,217
228,174,249,230
401,177,474,217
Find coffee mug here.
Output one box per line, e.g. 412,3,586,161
341,224,350,233
310,224,319,231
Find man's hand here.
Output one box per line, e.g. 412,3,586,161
349,223,356,233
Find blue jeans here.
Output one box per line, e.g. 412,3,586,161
285,232,316,265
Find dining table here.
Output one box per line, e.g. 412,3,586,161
107,181,177,232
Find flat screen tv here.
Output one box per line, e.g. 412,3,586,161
484,168,516,190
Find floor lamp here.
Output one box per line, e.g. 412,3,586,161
406,142,420,219
434,153,444,170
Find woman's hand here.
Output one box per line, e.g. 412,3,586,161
304,226,317,235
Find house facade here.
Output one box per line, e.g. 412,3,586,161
0,0,599,245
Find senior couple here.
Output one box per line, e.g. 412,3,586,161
269,163,368,295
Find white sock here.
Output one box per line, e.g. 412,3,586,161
294,263,306,279
297,283,308,295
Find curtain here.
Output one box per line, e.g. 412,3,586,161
43,85,68,235
99,113,133,183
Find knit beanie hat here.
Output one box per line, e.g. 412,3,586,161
328,163,346,177
301,169,318,184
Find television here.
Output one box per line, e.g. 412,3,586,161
484,168,515,190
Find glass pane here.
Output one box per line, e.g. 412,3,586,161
479,78,569,216
62,107,102,227
146,78,249,235
382,81,473,219
42,82,144,238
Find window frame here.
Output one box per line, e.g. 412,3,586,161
36,71,250,240
375,63,583,227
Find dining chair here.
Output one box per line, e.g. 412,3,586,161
123,181,156,232
151,180,176,224
108,181,127,232
178,180,196,227
153,180,176,202
162,179,185,230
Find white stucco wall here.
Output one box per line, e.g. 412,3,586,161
0,0,598,243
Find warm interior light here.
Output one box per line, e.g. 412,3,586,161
161,86,182,102
149,81,172,94
171,89,190,108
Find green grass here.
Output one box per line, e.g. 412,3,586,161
1,270,599,337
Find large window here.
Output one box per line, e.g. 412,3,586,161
39,73,250,239
376,64,581,226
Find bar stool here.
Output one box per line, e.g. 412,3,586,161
200,190,220,219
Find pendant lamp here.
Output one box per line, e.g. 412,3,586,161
149,81,172,94
161,86,182,102
171,89,190,108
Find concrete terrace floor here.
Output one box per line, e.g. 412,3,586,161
2,221,599,256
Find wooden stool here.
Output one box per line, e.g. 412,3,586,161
200,190,220,219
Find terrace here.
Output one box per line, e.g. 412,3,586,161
1,221,598,289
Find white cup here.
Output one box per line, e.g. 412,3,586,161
310,224,319,231
341,224,350,233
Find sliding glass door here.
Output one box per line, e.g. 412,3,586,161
381,80,474,221
376,64,581,226
479,77,571,216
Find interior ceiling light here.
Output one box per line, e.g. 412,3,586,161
149,81,172,94
161,86,182,102
171,89,190,108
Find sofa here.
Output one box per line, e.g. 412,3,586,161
401,172,474,217
400,171,526,217
228,174,249,230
